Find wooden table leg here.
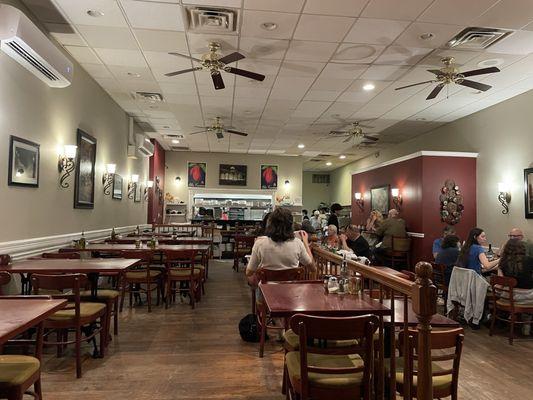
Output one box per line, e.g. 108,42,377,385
259,302,266,358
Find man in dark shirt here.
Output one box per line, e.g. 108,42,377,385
339,225,371,258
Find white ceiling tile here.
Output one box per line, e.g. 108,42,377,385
361,0,434,21
76,25,138,50
360,65,411,81
311,77,353,91
94,48,147,67
419,49,481,68
304,90,341,101
473,0,533,30
134,29,187,53
121,0,185,31
94,77,122,92
46,23,86,46
236,59,281,76
278,61,325,77
488,30,533,55
53,0,128,27
344,18,410,45
184,0,240,6
238,38,289,60
64,45,101,64
320,63,367,79
107,65,154,81
373,46,432,65
187,33,239,54
332,44,386,63
81,63,112,79
294,15,354,43
241,10,299,40
394,22,465,49
244,0,304,13
285,41,339,62
234,86,271,99
303,0,367,17
417,0,500,25
144,51,192,69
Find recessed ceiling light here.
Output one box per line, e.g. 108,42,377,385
477,58,504,68
297,143,305,149
163,125,170,129
363,83,375,91
261,22,278,31
326,162,332,166
419,32,435,41
172,139,180,144
415,117,426,121
339,155,346,159
87,9,105,18
127,72,141,78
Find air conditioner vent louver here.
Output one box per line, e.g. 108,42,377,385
186,6,238,34
134,92,164,102
171,146,190,151
446,27,513,50
136,122,156,133
312,174,330,184
165,134,184,139
6,40,59,80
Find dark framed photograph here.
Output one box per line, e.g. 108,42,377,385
370,185,390,215
524,168,533,218
74,129,97,209
113,174,123,200
188,162,206,187
134,182,142,203
219,164,247,186
8,135,40,187
261,164,278,189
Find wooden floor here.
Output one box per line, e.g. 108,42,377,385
39,260,533,399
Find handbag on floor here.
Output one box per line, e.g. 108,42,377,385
239,313,260,342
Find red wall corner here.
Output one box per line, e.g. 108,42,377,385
147,140,165,224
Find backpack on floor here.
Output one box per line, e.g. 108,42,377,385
239,313,260,342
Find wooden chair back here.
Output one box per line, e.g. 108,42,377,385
0,272,11,295
431,262,448,292
256,267,303,283
235,235,256,253
42,252,81,259
0,254,11,265
490,275,517,304
392,236,412,252
165,249,197,276
289,313,378,400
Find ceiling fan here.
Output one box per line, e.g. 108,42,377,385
395,56,500,100
165,42,265,90
187,117,247,139
328,122,379,145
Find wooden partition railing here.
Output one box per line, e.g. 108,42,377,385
152,223,203,235
312,246,437,400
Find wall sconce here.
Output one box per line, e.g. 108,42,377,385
391,187,402,210
284,179,290,186
175,176,181,184
102,163,116,195
354,192,364,211
144,180,153,200
58,145,77,188
498,182,511,214
128,174,139,199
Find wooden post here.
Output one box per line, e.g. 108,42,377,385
411,261,437,400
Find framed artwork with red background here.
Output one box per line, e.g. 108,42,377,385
261,164,278,189
188,162,206,187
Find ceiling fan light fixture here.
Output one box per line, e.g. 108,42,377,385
339,155,346,159
261,22,278,31
477,58,504,68
363,83,375,91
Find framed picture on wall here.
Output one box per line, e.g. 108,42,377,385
112,174,123,200
370,185,390,215
524,168,533,218
188,162,206,187
261,164,278,189
74,129,97,209
219,164,247,186
134,182,142,203
8,135,40,187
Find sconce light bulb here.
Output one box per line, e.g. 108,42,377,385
498,182,509,193
63,145,77,159
391,188,400,197
146,180,154,188
355,192,362,200
131,174,139,183
106,163,116,174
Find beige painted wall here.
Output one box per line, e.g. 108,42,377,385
0,2,148,241
302,171,331,212
164,152,303,210
331,88,533,246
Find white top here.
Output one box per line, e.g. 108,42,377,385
247,236,313,272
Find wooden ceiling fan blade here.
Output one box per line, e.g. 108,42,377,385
343,136,352,143
362,135,379,141
165,67,201,77
358,124,374,129
461,66,500,77
458,79,491,91
219,52,245,65
426,84,444,100
330,130,349,134
168,52,202,62
211,72,225,90
395,80,435,90
188,130,208,135
225,67,265,81
427,69,442,75
226,129,248,136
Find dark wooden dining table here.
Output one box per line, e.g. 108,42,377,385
382,298,459,327
66,243,211,253
109,236,212,244
0,297,67,345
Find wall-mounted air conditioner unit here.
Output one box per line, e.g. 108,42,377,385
136,134,154,157
0,5,73,88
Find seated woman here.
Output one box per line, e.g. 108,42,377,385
365,210,383,232
323,224,340,250
457,228,499,275
499,238,533,335
435,234,460,287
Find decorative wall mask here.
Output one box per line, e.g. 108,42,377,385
440,179,463,225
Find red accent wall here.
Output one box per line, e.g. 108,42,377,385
147,140,165,224
351,155,476,264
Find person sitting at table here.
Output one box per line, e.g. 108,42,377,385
339,225,371,258
435,234,461,287
365,210,384,232
498,238,533,335
323,224,340,250
433,225,457,259
373,209,407,265
497,227,525,256
457,228,499,275
253,212,271,237
301,218,315,235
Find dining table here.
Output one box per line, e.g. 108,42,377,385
107,236,212,244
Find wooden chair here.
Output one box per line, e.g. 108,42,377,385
120,250,162,313
0,296,47,400
284,313,378,400
233,235,255,271
42,252,81,259
391,328,464,400
164,250,200,309
0,271,11,295
489,275,533,345
431,262,449,304
0,254,12,265
31,274,108,378
384,236,412,270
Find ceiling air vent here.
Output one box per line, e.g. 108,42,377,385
446,27,513,50
171,146,190,151
312,174,330,184
165,134,184,139
136,121,157,133
186,6,238,34
133,92,164,102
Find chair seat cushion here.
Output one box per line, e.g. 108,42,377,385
169,269,201,277
0,355,40,387
385,357,452,392
125,270,162,279
48,302,106,321
286,351,364,389
80,289,119,300
283,329,361,351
